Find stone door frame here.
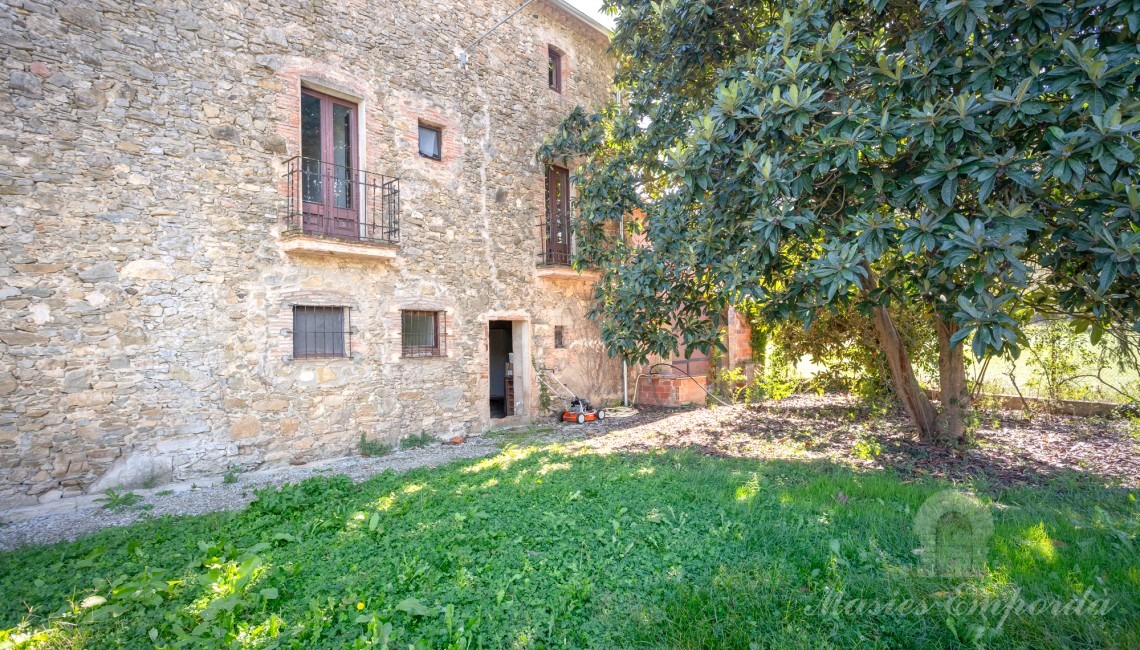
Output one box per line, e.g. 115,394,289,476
485,314,531,422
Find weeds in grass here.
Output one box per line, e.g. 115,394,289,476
399,431,435,450
1128,415,1140,440
358,433,393,458
855,392,893,421
154,490,174,497
95,488,142,512
852,434,882,461
222,464,242,484
487,423,555,447
2,449,1136,648
1111,403,1140,440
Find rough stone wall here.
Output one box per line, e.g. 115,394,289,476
0,0,619,509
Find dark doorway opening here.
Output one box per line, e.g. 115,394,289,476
489,321,514,418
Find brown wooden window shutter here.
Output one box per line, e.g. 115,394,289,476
543,165,571,265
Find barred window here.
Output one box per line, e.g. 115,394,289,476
402,310,446,358
293,305,350,359
554,325,566,349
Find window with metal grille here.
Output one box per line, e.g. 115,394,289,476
418,122,441,160
402,310,445,358
293,305,350,359
554,325,566,349
548,47,562,92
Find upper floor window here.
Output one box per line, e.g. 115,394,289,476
554,325,566,349
283,87,401,247
300,89,359,239
293,305,350,359
548,47,562,92
542,165,571,265
418,123,441,160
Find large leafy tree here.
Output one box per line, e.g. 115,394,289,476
542,0,1140,443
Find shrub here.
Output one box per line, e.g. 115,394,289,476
400,432,436,450
359,433,393,458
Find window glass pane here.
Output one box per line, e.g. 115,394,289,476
419,125,440,159
402,311,440,356
332,104,352,209
549,50,560,90
293,306,346,358
549,167,569,243
301,94,323,203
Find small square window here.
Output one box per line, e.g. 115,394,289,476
293,306,350,359
548,48,562,92
554,326,566,349
418,123,441,160
402,310,446,357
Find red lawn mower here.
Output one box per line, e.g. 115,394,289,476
538,367,605,424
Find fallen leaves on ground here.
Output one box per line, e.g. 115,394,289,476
574,394,1139,488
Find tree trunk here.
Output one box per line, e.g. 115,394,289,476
936,317,969,444
871,306,939,441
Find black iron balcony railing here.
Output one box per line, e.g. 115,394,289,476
538,244,573,266
283,157,399,245
538,214,573,266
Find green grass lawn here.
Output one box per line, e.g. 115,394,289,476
1,445,1137,649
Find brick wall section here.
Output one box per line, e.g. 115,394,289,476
634,307,754,407
636,375,708,407
0,0,619,509
726,307,753,367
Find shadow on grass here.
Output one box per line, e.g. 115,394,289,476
585,396,1138,491
0,445,1135,649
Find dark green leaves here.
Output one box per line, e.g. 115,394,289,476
540,0,1140,366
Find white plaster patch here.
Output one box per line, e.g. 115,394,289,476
298,370,315,382
121,259,174,281
28,303,52,324
86,291,107,307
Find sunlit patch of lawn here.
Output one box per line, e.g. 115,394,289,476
0,446,1136,648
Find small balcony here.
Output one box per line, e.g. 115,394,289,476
281,157,400,261
536,223,599,280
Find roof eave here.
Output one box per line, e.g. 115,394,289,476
542,0,612,39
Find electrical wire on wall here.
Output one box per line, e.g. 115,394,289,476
459,0,538,68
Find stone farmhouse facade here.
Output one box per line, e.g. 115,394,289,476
0,0,622,510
